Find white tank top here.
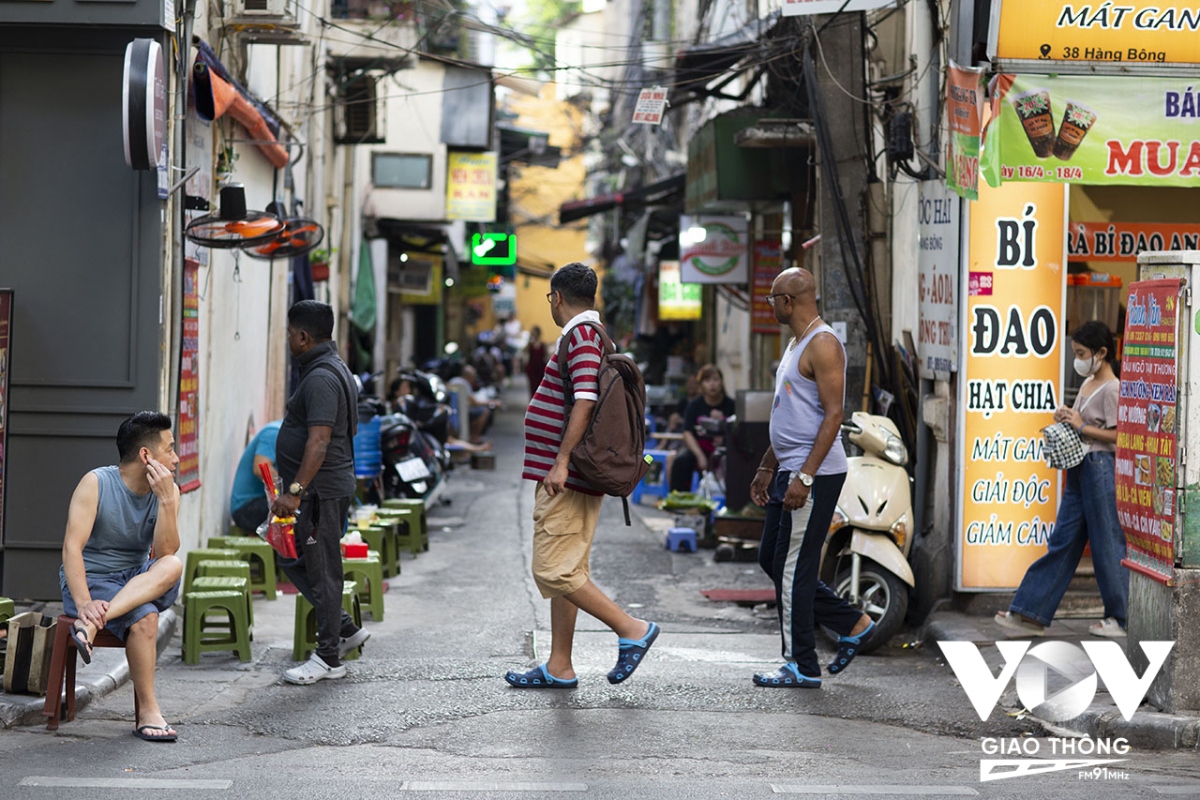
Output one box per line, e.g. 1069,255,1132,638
769,325,848,476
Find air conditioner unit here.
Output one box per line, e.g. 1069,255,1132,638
233,0,290,17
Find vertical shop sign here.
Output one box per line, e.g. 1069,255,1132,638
446,152,497,222
752,241,782,334
658,260,702,321
946,62,985,201
177,260,201,493
957,181,1067,590
917,182,959,379
1115,278,1182,584
0,290,11,543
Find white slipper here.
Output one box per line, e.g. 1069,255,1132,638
994,611,1045,636
1089,617,1127,638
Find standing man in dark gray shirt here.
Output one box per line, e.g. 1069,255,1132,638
272,300,360,685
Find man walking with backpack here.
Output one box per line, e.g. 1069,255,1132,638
505,262,659,689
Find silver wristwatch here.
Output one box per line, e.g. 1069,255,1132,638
790,471,814,488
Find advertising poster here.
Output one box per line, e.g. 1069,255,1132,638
658,260,702,321
751,241,782,334
1115,278,1182,583
0,290,11,543
983,74,1200,187
177,260,201,493
957,181,1067,590
917,182,959,379
446,152,497,222
781,0,895,15
991,0,1200,66
945,62,985,201
679,215,749,284
1069,222,1200,262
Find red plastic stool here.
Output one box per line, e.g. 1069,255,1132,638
42,614,139,731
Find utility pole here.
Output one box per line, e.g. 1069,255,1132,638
810,14,872,412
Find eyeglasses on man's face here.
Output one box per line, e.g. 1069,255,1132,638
765,293,797,306
546,291,556,304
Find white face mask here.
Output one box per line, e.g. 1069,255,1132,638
1073,355,1098,377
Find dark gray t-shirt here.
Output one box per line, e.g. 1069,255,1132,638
276,341,358,499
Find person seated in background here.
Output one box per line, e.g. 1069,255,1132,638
60,411,183,741
669,364,735,492
448,364,501,444
391,375,492,452
229,419,282,533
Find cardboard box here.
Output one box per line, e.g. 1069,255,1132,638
471,452,495,470
3,612,57,696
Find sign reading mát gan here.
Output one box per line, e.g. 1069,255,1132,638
991,0,1200,66
957,180,1067,590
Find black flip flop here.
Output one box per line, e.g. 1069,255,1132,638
133,724,178,742
69,622,93,666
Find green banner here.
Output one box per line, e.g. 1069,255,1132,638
982,73,1200,187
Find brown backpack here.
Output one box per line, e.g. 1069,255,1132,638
557,321,650,525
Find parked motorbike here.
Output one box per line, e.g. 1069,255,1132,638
819,411,914,653
357,393,447,504
395,366,454,474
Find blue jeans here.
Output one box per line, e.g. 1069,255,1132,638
1010,451,1129,628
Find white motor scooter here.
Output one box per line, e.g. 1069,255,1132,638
819,411,914,653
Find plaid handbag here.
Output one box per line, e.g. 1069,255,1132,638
1042,422,1087,469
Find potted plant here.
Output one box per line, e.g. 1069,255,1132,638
309,248,334,282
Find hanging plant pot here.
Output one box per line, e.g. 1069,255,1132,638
311,262,330,282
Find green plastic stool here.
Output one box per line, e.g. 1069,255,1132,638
183,549,240,595
182,590,251,664
198,560,251,581
354,525,399,578
207,537,278,600
342,554,385,622
379,506,426,558
229,524,256,537
192,575,254,633
0,596,14,625
293,581,362,662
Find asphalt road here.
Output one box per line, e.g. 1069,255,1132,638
3,392,1199,799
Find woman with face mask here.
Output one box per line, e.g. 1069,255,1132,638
995,320,1129,639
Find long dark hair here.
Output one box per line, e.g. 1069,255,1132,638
1072,320,1120,378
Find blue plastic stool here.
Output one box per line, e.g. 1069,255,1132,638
631,449,672,504
665,527,698,553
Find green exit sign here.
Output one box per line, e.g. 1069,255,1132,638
471,232,516,266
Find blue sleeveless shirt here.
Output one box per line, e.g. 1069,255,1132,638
769,325,849,476
80,466,158,574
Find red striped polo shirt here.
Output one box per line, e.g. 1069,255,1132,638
522,313,603,495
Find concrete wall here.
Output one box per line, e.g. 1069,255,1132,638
360,59,448,223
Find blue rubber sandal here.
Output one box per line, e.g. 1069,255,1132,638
753,662,821,688
607,621,660,684
827,620,876,675
504,664,578,689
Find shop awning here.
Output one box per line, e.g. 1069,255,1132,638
672,11,779,106
558,174,686,224
192,39,290,169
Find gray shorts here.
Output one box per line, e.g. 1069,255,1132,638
59,560,180,642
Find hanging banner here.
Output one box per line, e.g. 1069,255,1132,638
658,260,702,321
446,152,497,222
1068,222,1200,262
984,74,1200,187
0,290,11,544
945,61,985,201
917,182,959,380
781,0,895,15
751,241,783,334
177,260,201,493
990,0,1200,67
679,215,749,284
957,181,1067,590
1115,278,1182,584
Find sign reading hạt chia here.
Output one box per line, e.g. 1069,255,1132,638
982,74,1200,187
1115,278,1182,585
